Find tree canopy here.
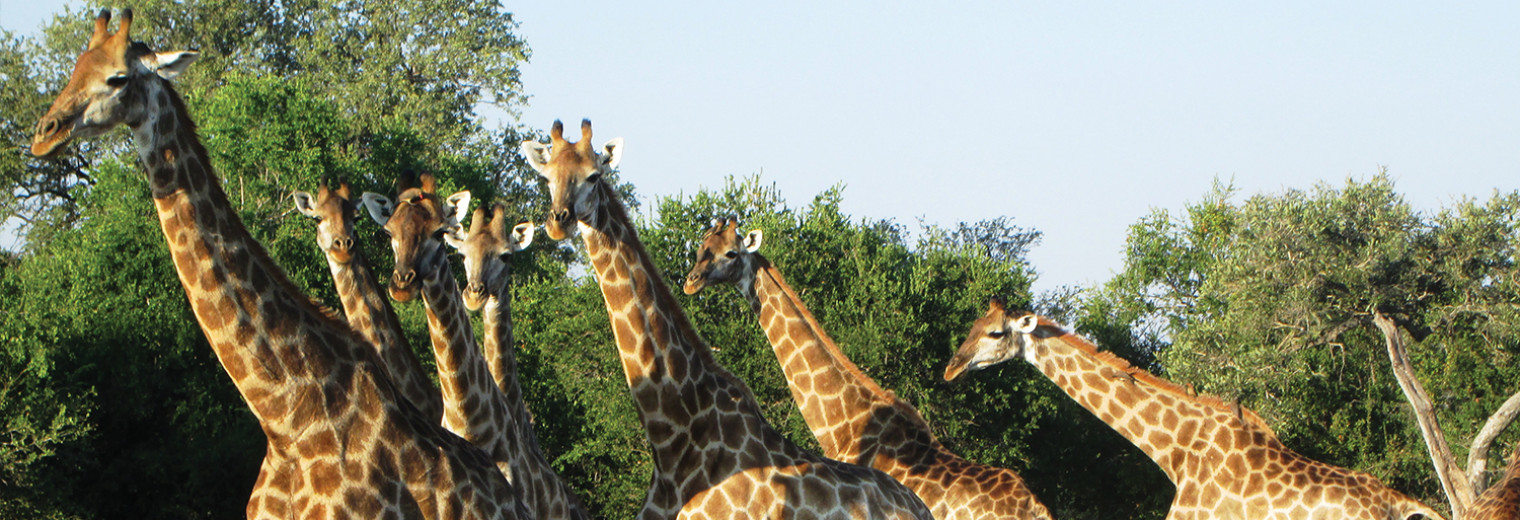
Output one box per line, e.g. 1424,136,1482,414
2,4,1517,520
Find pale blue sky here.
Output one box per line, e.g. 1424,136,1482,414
6,1,1517,293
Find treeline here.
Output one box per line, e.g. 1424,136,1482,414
2,3,1516,520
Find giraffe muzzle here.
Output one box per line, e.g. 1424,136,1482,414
682,273,705,295
393,269,417,289
388,271,419,302
30,115,73,157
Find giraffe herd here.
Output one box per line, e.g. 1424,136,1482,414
23,9,1517,520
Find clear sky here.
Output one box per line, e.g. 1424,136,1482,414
6,1,1517,293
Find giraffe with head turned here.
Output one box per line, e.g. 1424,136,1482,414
944,301,1444,520
358,173,520,480
682,218,1051,519
525,118,933,520
443,202,593,520
1469,444,1520,520
30,10,528,519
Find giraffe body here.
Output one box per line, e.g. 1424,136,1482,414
526,119,934,520
683,220,1051,519
445,204,592,520
1469,445,1520,520
945,303,1443,520
31,11,527,519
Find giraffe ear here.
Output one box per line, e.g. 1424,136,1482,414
743,229,763,253
359,192,395,226
600,138,624,169
509,222,536,252
444,191,471,225
442,228,466,250
150,51,199,80
291,191,320,219
521,141,551,175
1013,314,1039,334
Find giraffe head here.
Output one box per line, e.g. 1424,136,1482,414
292,181,360,264
360,171,465,302
943,299,1042,381
442,203,535,310
30,9,199,157
521,119,623,240
682,218,763,295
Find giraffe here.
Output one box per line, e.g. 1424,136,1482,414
524,119,933,520
359,173,529,491
1469,444,1520,520
292,181,444,422
943,301,1444,520
29,10,528,519
443,202,593,520
682,218,1051,520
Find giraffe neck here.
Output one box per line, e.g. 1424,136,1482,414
325,245,444,423
480,276,518,399
1026,329,1272,484
747,258,944,463
130,78,354,437
577,184,792,483
481,273,592,520
418,255,517,475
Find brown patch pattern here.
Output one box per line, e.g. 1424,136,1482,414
684,220,1051,519
946,306,1444,520
530,121,933,519
32,11,530,519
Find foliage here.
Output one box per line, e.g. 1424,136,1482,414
2,0,530,237
4,4,1518,520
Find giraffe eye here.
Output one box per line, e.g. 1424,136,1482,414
724,250,738,259
585,172,603,184
105,74,129,88
987,330,1007,339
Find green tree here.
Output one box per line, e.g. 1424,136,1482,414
3,0,530,237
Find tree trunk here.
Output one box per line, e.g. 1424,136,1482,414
1375,311,1476,519
1467,391,1520,492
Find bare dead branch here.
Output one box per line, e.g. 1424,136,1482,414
1376,310,1476,517
1467,391,1520,492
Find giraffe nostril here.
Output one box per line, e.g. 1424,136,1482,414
41,118,57,135
397,270,416,284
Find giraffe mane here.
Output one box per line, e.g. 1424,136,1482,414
754,258,944,442
1035,316,1281,438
